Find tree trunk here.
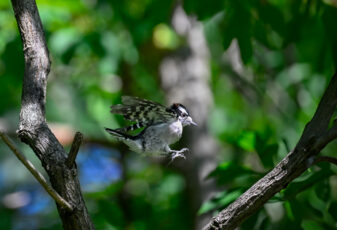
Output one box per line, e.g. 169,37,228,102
11,0,95,229
160,5,219,229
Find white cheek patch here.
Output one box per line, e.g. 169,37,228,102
178,107,188,116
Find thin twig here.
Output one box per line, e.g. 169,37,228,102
313,156,337,166
66,132,83,168
0,131,73,211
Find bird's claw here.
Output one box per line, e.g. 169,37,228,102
167,148,189,165
172,152,186,160
179,148,189,154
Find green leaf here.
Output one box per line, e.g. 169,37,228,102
198,199,219,215
198,190,242,215
237,131,256,151
301,220,324,230
328,202,337,221
285,200,307,227
208,161,261,185
183,0,225,20
255,133,278,169
237,34,252,64
217,190,242,207
49,27,81,56
256,2,286,38
281,164,334,201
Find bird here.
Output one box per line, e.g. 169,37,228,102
105,96,197,162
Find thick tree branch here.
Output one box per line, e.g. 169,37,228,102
204,71,337,230
0,131,73,211
11,0,95,229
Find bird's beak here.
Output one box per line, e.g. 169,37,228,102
186,116,197,126
191,120,198,126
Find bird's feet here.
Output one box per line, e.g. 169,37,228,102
168,148,189,164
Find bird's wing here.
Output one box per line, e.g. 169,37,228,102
110,96,177,128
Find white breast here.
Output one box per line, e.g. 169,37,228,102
140,121,184,155
167,120,183,144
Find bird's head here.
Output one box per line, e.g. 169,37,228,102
170,103,197,127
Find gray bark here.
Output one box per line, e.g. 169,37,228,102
11,0,95,229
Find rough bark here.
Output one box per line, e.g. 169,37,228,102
160,5,219,229
11,0,95,229
204,71,337,230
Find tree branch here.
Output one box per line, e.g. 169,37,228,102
204,71,337,230
313,156,337,166
11,0,95,229
0,131,73,211
66,132,83,168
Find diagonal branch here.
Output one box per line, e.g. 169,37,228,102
204,71,337,230
0,131,72,211
297,71,337,146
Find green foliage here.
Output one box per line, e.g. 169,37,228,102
208,161,262,186
278,163,334,201
1,0,337,229
198,190,242,215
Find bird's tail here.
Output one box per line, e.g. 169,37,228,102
105,127,135,140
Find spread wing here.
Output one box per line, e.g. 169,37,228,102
110,96,177,130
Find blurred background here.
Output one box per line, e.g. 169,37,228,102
1,0,337,229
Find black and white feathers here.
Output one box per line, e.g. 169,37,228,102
105,96,197,161
109,96,178,132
